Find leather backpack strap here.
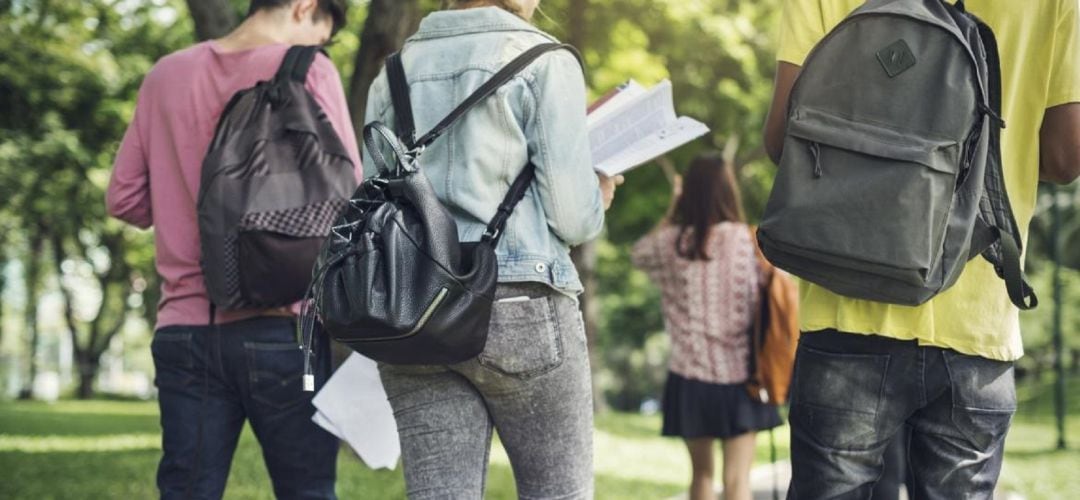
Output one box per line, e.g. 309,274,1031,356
384,43,583,151
379,43,584,243
482,163,536,244
386,53,417,145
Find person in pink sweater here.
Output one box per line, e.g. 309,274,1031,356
106,1,360,498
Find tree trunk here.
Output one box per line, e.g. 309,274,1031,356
185,0,238,41
18,237,43,400
0,258,6,350
75,354,99,400
563,0,607,413
347,0,422,140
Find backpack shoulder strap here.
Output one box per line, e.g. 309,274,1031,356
386,53,417,145
371,43,583,243
384,43,583,151
275,45,322,84
972,19,1038,310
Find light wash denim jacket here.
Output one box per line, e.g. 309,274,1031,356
363,7,604,294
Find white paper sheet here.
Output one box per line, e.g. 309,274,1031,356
311,353,401,470
587,79,709,176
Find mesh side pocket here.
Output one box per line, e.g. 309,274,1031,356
223,233,241,302
238,199,348,237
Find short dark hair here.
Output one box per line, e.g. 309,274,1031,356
248,0,348,36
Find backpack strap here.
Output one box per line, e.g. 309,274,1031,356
481,163,536,244
386,53,417,145
384,43,583,150
972,20,1038,310
275,45,322,84
372,43,583,244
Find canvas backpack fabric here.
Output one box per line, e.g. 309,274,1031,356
298,44,581,383
758,0,1038,310
746,227,800,406
196,46,357,313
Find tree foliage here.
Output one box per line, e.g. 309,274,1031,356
0,0,183,397
0,0,1072,404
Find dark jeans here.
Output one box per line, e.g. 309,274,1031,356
870,425,912,500
151,316,337,500
787,330,1015,499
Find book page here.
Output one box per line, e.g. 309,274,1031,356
586,80,647,128
594,116,709,176
588,80,677,167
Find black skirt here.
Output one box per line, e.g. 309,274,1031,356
661,371,783,439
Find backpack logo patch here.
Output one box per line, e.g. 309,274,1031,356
876,39,916,77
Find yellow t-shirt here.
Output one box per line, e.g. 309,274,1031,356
776,0,1080,361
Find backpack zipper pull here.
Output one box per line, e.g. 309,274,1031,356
978,102,1006,129
809,142,823,178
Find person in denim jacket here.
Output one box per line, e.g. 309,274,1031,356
363,1,620,498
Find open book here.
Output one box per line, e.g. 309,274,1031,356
587,80,710,177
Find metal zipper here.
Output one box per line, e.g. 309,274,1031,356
346,287,450,343
405,287,449,337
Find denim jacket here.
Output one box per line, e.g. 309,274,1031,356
363,7,604,294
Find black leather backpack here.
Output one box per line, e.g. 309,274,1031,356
299,43,581,387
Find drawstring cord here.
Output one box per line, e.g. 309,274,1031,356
298,248,361,392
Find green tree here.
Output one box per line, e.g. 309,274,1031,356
0,0,184,398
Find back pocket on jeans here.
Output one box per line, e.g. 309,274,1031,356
478,296,563,379
941,351,1015,451
790,345,890,451
151,329,195,391
245,341,307,410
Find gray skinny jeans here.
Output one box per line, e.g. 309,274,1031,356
378,283,594,500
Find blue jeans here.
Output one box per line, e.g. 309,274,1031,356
788,330,1015,499
151,316,337,500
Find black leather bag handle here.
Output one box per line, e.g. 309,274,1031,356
377,42,583,245
386,43,583,150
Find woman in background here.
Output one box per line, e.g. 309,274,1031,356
632,153,781,500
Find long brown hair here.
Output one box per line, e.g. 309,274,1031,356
671,153,746,261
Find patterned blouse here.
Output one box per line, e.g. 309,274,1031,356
631,222,761,385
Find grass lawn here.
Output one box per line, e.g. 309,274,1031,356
996,375,1080,498
0,377,1075,499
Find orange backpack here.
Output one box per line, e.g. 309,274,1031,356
746,227,800,405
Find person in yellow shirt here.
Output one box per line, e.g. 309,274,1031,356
762,0,1080,498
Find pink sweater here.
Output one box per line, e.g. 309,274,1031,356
632,222,763,385
106,41,362,330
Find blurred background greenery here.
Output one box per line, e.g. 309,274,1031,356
0,0,1077,497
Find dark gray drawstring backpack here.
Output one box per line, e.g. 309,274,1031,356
758,0,1038,310
197,46,357,315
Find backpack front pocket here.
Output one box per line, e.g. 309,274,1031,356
764,107,961,287
231,200,344,307
236,229,323,306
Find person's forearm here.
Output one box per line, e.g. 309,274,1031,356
1039,103,1080,184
